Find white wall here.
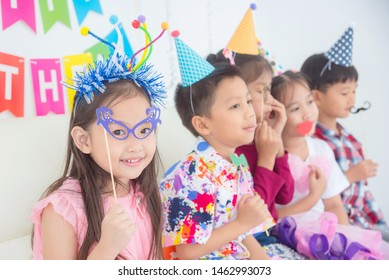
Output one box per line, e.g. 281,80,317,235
1,0,388,245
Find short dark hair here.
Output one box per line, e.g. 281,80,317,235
207,49,272,84
300,53,358,92
174,64,242,136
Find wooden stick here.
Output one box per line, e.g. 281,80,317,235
260,89,264,124
103,129,117,203
360,113,368,158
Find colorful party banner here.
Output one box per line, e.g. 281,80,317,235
73,0,103,25
30,58,65,116
1,0,37,32
39,0,71,33
63,53,93,110
0,52,25,117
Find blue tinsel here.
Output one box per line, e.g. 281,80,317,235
63,52,166,108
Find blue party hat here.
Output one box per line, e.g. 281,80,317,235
325,26,354,67
171,30,215,87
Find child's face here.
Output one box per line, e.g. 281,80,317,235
87,94,156,185
205,76,256,153
247,70,274,123
316,80,357,119
283,82,319,138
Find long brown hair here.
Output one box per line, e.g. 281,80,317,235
34,80,163,259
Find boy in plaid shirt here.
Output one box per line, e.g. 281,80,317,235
300,26,389,241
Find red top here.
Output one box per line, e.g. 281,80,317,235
236,144,294,221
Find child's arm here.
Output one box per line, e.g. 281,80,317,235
175,219,251,259
273,153,294,205
345,159,378,183
243,234,271,260
41,204,78,259
87,203,135,260
277,166,326,219
323,194,349,225
175,193,268,259
255,121,282,170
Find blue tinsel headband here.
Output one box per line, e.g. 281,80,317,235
62,15,168,108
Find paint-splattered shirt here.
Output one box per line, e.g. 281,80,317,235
160,137,265,260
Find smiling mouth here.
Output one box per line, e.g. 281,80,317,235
122,158,143,167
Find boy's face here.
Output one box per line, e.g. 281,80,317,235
315,80,357,119
247,70,274,123
283,82,319,138
202,76,256,155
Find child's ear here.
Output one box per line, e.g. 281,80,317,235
71,126,92,154
311,89,322,106
191,116,211,136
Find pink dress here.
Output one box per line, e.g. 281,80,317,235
31,178,153,259
273,138,389,259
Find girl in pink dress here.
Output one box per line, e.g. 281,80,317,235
270,70,389,260
31,17,167,260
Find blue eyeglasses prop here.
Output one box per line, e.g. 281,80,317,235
96,105,161,140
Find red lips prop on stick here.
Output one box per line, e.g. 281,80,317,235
296,120,314,136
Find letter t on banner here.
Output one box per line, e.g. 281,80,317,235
0,52,25,117
30,58,65,116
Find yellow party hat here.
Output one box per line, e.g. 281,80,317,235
225,3,258,62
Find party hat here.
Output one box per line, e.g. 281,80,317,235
258,40,284,76
224,3,258,63
171,30,215,87
325,26,354,67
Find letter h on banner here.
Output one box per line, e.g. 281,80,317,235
30,58,65,116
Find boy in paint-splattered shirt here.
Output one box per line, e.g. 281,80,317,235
159,34,271,260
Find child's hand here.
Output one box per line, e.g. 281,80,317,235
100,203,136,257
346,160,378,183
267,99,287,136
308,165,327,200
236,193,268,231
255,121,282,169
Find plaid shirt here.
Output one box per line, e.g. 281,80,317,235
315,122,387,229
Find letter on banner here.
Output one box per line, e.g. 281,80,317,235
72,0,103,25
39,0,71,33
30,58,65,116
0,52,25,117
63,53,93,110
1,0,37,32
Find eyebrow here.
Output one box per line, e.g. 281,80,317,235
109,114,148,127
339,84,359,90
224,91,251,104
253,81,270,87
286,93,312,109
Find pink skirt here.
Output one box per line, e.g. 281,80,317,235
273,211,388,260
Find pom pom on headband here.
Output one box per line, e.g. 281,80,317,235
63,15,168,108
